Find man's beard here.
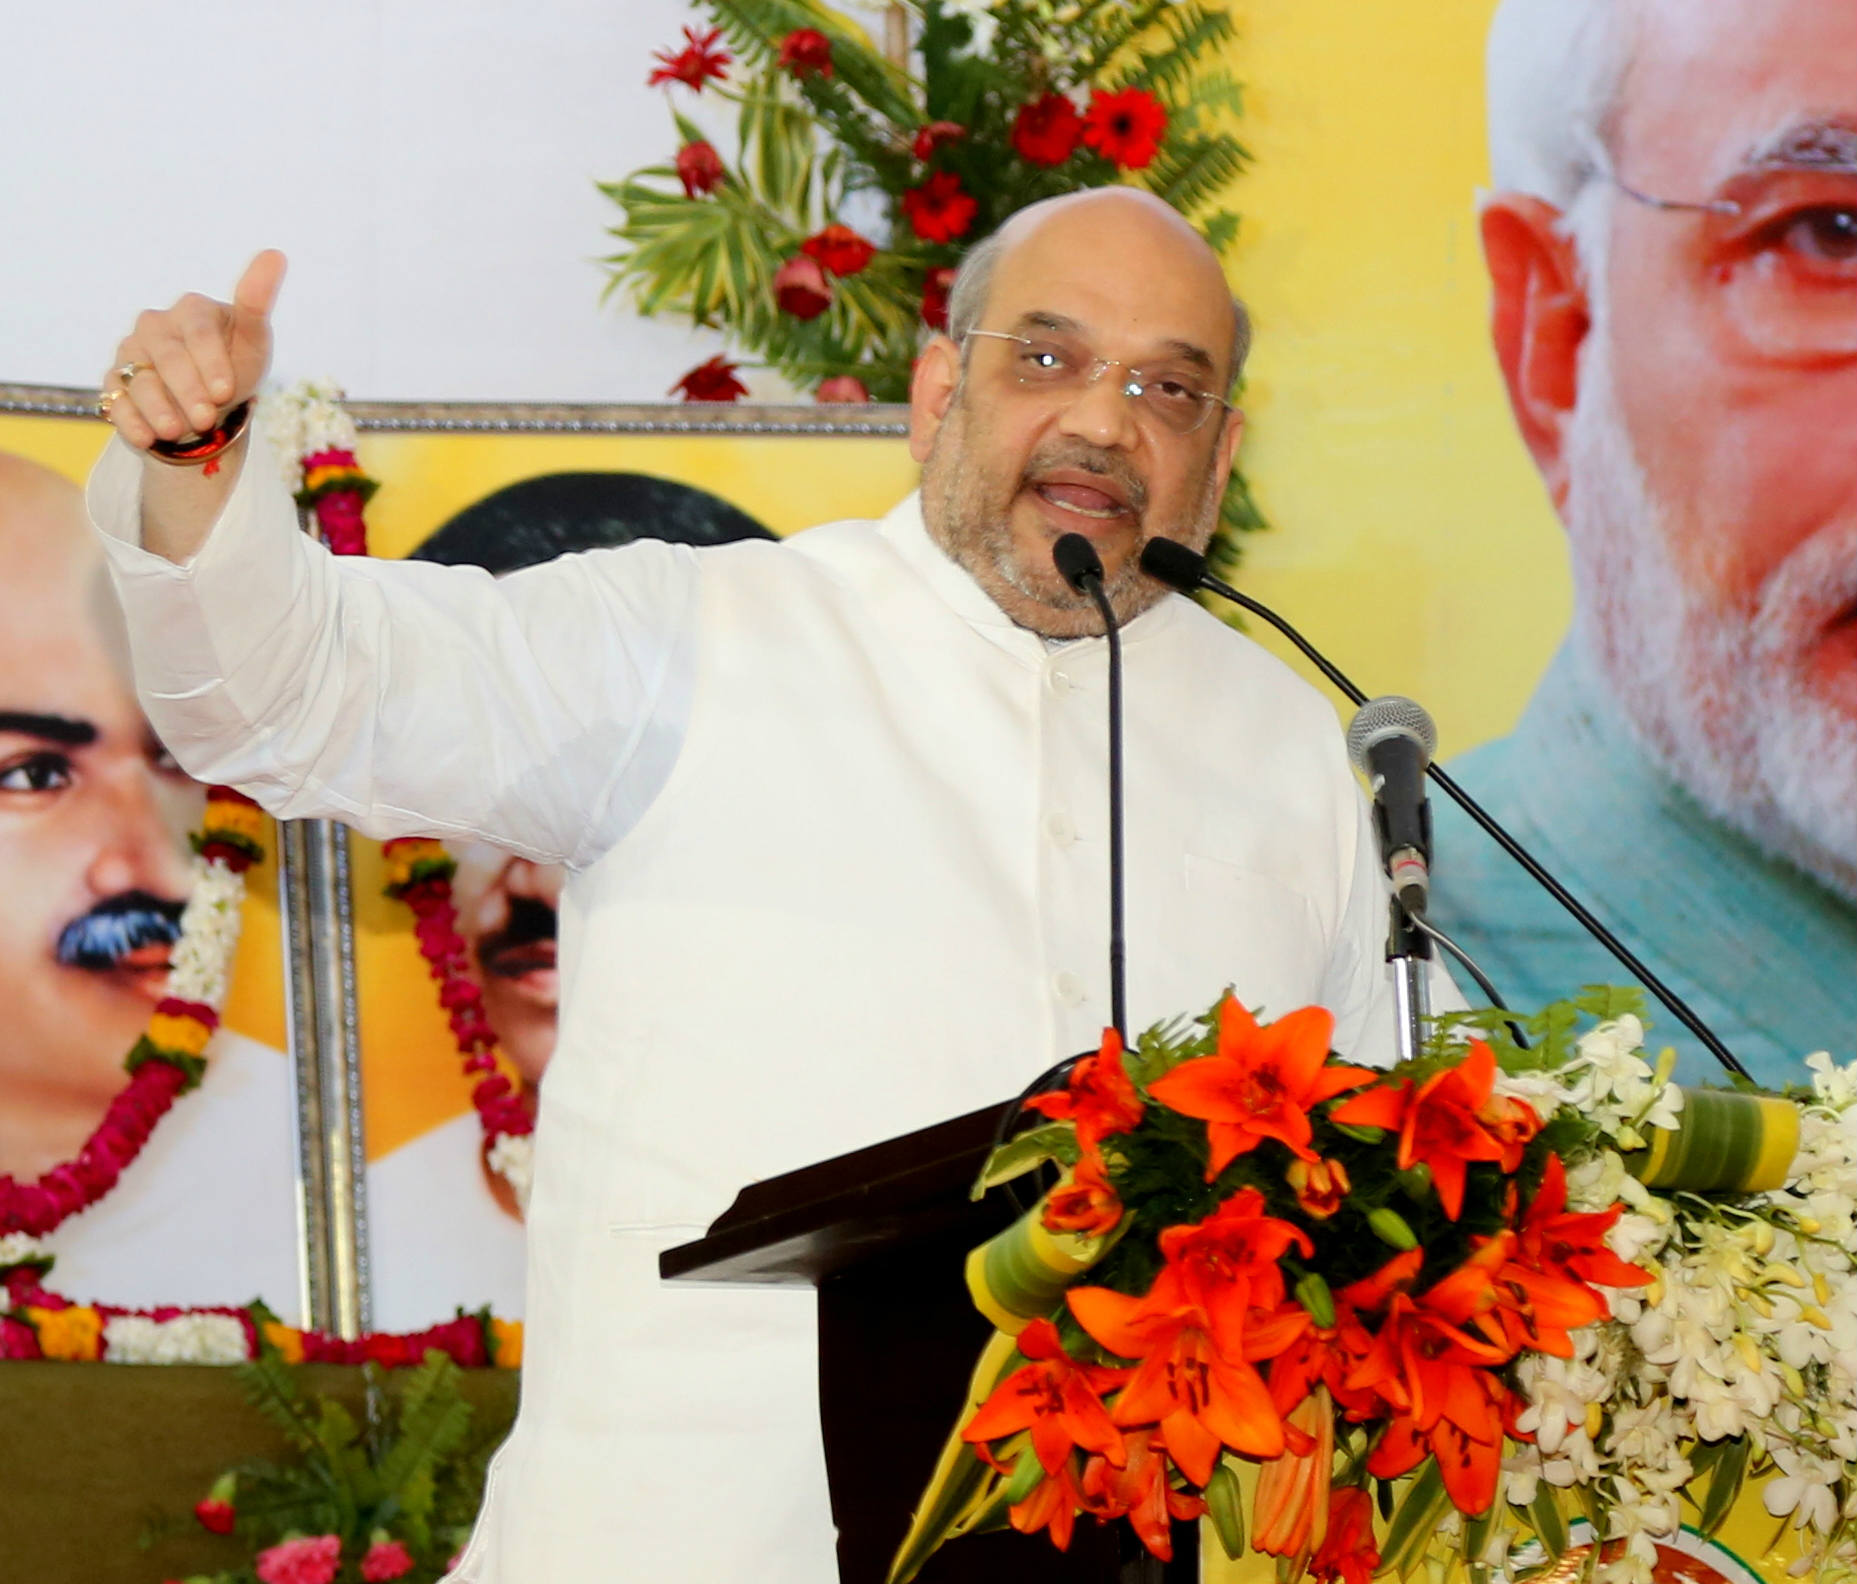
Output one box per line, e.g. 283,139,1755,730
921,398,1225,637
1564,343,1857,903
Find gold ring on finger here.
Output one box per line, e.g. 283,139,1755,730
98,387,125,419
114,360,151,385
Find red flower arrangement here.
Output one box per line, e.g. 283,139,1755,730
773,253,833,319
1012,94,1083,167
777,27,833,78
801,224,876,277
1080,87,1168,170
295,451,376,557
902,172,979,244
674,139,725,198
892,993,1664,1582
646,24,730,91
912,120,966,161
920,266,956,331
669,355,749,403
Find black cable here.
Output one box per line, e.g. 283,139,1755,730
1140,540,1753,1083
1406,911,1532,1049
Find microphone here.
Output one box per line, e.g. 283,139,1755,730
1052,533,1127,1040
1053,532,1104,595
1137,534,1753,1082
1346,697,1437,916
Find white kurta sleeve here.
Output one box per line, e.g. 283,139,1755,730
86,433,699,867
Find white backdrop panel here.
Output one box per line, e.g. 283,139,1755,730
0,1,794,401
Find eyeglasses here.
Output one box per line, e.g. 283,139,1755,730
962,329,1233,435
1600,161,1857,360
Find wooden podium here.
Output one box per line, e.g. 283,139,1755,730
662,1105,1198,1584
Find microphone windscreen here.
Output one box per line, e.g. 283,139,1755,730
1346,695,1439,775
1052,532,1105,592
1138,537,1206,592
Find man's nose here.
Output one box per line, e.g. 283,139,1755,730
85,766,193,901
503,857,563,907
1056,363,1141,452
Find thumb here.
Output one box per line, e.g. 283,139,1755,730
231,249,287,332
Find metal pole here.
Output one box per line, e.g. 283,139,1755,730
279,817,371,1338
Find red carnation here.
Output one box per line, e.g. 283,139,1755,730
913,120,966,161
920,266,956,330
1081,87,1168,170
194,1497,236,1535
647,25,731,91
675,139,725,198
360,1538,416,1582
902,172,978,244
1012,94,1083,166
815,375,871,403
773,254,833,319
669,356,749,403
778,27,833,77
801,224,875,277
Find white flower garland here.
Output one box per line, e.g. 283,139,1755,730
1506,1021,1857,1584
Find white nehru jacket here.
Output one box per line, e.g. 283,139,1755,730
89,435,1440,1582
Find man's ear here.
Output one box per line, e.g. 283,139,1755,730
908,335,961,464
1482,193,1591,509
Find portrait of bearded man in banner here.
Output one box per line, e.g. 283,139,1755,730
1429,0,1857,1088
362,470,773,1331
0,450,300,1312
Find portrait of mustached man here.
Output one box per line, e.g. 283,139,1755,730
0,452,299,1311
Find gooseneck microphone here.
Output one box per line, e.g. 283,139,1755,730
1052,533,1127,1040
1138,535,1753,1083
1346,697,1437,916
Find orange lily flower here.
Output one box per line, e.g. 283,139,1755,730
1253,1385,1335,1560
1079,1428,1205,1560
1043,1149,1124,1238
1008,1457,1087,1550
1157,1186,1313,1341
1286,1155,1352,1219
1147,996,1374,1174
1026,1026,1144,1151
1069,1274,1289,1482
1424,1227,1612,1360
1351,1293,1517,1515
1329,1041,1533,1219
963,1318,1129,1475
1310,1485,1380,1584
1514,1153,1653,1292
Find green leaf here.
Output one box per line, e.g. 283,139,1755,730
1526,1482,1569,1561
1378,1458,1451,1579
972,1122,1080,1198
1697,1435,1752,1535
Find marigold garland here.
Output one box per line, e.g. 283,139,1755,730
0,1238,520,1369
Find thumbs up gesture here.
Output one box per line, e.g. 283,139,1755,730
101,250,287,450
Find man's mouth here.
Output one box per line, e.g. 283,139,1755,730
106,943,175,1004
1031,476,1131,521
1024,461,1144,528
477,898,560,1007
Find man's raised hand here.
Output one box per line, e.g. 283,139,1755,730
103,251,286,451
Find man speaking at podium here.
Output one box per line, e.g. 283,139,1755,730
87,189,1437,1581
